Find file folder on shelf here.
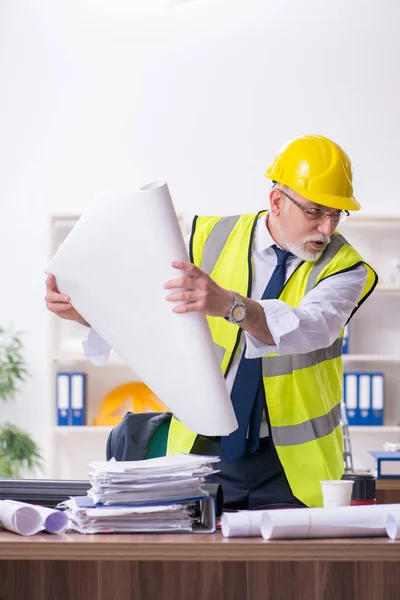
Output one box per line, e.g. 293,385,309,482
56,372,87,426
343,372,384,426
70,372,86,426
56,373,70,426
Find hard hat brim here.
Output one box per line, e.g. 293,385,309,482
265,172,361,211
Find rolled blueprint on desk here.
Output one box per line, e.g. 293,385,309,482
0,500,69,535
261,503,400,540
221,510,265,537
386,511,400,540
46,181,237,436
221,503,400,539
0,500,42,536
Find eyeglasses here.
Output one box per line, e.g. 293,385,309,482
279,189,349,226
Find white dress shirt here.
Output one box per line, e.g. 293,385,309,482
83,214,367,436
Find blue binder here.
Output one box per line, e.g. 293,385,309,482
56,373,71,426
56,372,86,426
70,372,86,426
343,372,384,426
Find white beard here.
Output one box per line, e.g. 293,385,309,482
286,240,326,262
277,225,331,262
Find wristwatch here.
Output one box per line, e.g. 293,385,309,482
225,291,247,325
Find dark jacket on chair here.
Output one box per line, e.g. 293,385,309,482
106,411,172,462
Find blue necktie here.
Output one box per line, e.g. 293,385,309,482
221,245,292,462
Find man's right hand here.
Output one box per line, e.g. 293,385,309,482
45,274,90,327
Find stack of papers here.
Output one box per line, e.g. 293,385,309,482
87,453,220,505
64,453,220,534
63,498,199,533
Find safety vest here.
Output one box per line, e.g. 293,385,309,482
166,211,378,507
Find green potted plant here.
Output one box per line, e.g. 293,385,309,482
0,326,42,477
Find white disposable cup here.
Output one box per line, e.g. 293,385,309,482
320,480,354,508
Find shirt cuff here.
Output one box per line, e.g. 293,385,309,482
244,299,300,358
82,329,111,366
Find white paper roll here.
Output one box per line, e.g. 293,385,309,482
0,500,42,536
221,511,265,537
261,504,400,540
386,512,400,540
46,181,237,436
0,500,69,535
36,505,69,534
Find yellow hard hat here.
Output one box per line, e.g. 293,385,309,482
265,135,360,211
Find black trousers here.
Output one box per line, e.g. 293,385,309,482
191,435,305,510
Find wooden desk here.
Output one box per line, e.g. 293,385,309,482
0,532,400,600
377,479,400,504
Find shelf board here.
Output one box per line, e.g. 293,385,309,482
343,355,400,363
54,425,400,434
376,479,400,490
53,354,126,366
374,285,400,292
349,426,400,433
53,426,113,433
341,216,400,224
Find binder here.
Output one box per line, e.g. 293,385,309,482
343,372,384,426
73,494,217,533
70,372,86,426
56,372,87,426
372,374,384,412
358,374,371,411
56,373,70,426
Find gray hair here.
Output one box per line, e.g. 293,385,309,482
272,183,291,213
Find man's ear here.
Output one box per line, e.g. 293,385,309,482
269,189,283,217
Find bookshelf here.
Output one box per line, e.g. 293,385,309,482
339,216,400,472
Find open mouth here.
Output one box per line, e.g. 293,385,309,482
310,241,325,250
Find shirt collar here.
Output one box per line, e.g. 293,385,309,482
254,213,280,254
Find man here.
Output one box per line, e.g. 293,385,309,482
45,134,378,510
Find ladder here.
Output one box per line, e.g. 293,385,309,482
341,401,354,472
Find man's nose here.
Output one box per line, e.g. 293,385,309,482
316,216,336,236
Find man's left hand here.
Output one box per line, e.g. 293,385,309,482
164,261,233,316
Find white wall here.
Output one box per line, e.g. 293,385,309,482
0,0,399,476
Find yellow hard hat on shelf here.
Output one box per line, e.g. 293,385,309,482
91,382,168,427
265,135,360,211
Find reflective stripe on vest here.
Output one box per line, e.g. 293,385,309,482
262,337,343,378
270,403,341,447
200,216,240,274
304,233,353,294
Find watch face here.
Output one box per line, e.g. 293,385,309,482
232,305,246,322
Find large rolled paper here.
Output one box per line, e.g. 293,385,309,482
0,500,43,536
261,504,400,540
0,500,69,535
36,504,69,534
386,512,400,540
46,181,237,436
221,511,265,537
